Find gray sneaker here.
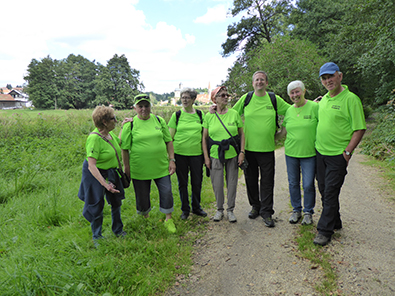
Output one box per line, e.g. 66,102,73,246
301,213,313,225
213,211,224,222
227,211,237,223
313,233,331,246
289,211,302,224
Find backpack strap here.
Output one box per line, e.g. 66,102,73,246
268,92,279,129
244,91,254,108
175,109,203,126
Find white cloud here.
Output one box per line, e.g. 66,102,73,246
194,5,229,24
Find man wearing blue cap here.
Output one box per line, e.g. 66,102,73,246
314,62,366,246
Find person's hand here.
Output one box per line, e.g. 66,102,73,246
209,104,217,114
343,151,351,166
104,182,120,193
238,152,245,166
122,118,133,127
313,96,322,103
204,157,211,170
169,161,176,175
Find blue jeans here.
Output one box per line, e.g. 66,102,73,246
285,155,316,214
91,205,123,240
132,175,174,216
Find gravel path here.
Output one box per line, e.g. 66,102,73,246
165,148,395,296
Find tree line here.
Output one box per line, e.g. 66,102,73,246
222,0,394,107
24,54,144,109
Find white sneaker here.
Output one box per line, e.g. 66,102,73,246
213,211,224,222
301,213,313,225
227,211,237,223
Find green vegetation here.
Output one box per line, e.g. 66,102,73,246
0,109,215,295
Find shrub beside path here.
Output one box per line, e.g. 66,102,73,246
165,148,395,296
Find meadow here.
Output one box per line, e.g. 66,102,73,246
0,107,215,295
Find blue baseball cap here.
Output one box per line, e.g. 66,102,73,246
319,62,340,77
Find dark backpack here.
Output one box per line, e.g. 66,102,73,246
175,109,203,126
244,91,279,129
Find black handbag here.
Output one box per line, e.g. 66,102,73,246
91,132,131,188
214,113,248,170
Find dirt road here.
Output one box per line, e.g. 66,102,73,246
166,148,395,296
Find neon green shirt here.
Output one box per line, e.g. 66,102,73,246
85,128,121,170
316,85,366,155
233,92,291,152
121,114,172,180
168,109,204,156
282,100,318,158
203,109,243,159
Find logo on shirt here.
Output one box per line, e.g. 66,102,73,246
304,115,312,119
155,126,161,130
228,122,236,126
266,106,274,110
331,105,341,110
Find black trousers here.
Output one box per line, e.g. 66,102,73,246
316,151,348,237
244,151,275,218
175,154,204,214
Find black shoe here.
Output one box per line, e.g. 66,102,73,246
115,231,127,237
192,209,207,217
263,216,275,227
313,233,331,246
180,212,189,220
248,208,260,219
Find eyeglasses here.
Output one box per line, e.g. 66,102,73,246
216,93,230,98
181,96,192,100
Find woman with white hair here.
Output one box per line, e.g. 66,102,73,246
276,80,319,225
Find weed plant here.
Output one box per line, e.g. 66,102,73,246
0,109,215,295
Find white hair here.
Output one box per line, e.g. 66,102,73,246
287,80,305,95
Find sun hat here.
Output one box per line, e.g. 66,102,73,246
319,62,340,77
134,94,151,105
210,86,227,103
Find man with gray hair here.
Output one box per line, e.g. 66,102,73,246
314,62,366,246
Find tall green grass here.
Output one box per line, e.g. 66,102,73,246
0,109,215,295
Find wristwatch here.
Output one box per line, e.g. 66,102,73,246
170,158,176,162
344,150,351,156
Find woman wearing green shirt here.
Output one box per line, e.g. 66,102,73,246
202,86,245,223
276,81,318,225
168,88,207,220
78,106,126,244
121,94,176,233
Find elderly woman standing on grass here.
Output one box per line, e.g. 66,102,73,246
202,86,245,223
121,94,177,233
168,88,207,220
78,106,126,245
276,80,319,225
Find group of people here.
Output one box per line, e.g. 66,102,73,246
78,62,366,247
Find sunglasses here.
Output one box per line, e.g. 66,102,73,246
216,93,230,98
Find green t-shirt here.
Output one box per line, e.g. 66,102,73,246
316,85,366,156
85,128,121,170
233,92,291,152
121,114,172,180
282,100,318,158
203,109,243,159
168,109,204,156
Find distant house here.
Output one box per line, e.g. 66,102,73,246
0,88,32,109
0,94,24,109
196,93,210,104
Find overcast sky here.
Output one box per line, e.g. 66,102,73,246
0,0,241,94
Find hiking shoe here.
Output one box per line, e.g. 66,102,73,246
227,211,237,223
289,211,302,224
213,211,224,222
313,233,331,246
180,212,189,220
115,231,127,237
301,213,313,225
192,209,208,217
248,208,260,219
263,216,275,227
164,219,176,233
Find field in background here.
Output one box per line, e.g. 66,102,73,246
0,108,215,295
